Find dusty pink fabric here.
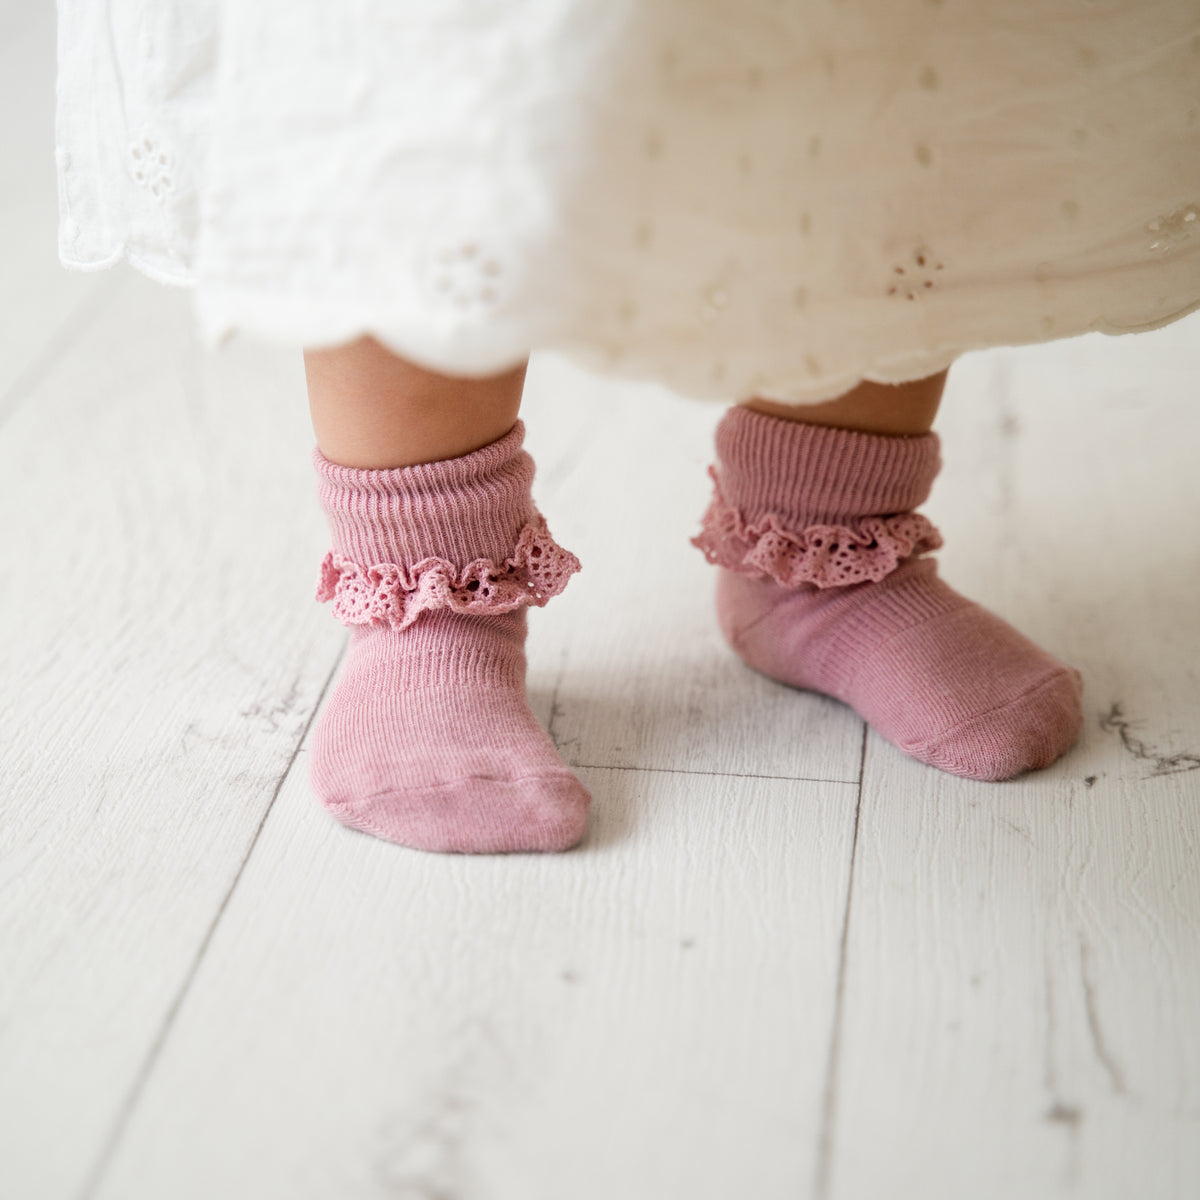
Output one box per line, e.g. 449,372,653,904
698,407,1083,781
311,422,589,852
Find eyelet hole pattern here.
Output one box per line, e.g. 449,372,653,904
427,242,507,310
886,246,944,300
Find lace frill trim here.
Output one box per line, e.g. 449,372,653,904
316,516,581,630
691,469,942,589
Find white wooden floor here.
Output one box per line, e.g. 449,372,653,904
4,8,1200,1200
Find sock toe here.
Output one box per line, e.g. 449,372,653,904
309,617,592,854
907,667,1084,782
327,769,591,854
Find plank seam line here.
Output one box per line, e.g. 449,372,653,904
814,721,867,1200
0,277,117,432
569,762,859,786
74,641,346,1200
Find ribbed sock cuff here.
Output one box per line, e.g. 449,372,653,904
714,407,941,524
314,421,535,566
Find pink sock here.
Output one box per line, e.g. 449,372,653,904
694,407,1083,781
311,422,589,852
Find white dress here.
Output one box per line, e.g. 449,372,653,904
55,0,1200,403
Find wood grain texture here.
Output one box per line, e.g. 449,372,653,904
825,321,1200,1200
92,763,858,1200
828,749,1200,1200
0,278,342,1200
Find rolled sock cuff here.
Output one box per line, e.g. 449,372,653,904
694,406,943,590
713,406,941,526
314,420,580,630
314,420,535,567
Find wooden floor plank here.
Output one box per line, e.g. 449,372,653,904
92,760,859,1200
826,318,1200,1200
829,751,1200,1200
0,279,343,1200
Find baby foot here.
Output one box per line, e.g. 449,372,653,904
695,406,1083,781
716,559,1082,780
311,422,588,852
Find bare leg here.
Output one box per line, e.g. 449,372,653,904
305,335,527,468
743,369,948,436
